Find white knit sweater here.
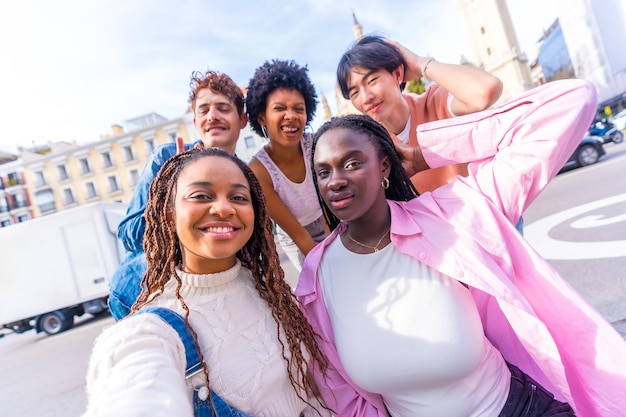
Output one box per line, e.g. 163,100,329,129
82,260,324,417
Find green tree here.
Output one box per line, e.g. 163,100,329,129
405,78,425,94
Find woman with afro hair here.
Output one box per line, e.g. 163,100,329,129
246,59,328,272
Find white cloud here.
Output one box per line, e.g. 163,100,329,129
0,0,560,153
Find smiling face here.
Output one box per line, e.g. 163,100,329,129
172,155,255,274
346,66,405,124
258,88,307,145
193,88,247,155
313,127,390,224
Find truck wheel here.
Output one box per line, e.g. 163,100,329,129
39,311,74,335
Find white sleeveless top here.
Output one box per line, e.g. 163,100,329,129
252,133,322,227
319,237,510,417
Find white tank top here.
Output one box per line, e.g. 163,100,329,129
319,236,510,417
252,133,322,227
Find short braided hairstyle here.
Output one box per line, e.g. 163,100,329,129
311,114,419,231
132,147,329,413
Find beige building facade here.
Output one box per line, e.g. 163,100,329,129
456,0,535,102
0,158,32,227
20,113,192,218
13,111,263,222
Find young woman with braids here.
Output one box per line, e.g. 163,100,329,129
296,80,626,416
82,147,330,417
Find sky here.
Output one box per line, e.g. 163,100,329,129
0,0,561,154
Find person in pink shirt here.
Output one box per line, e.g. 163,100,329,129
337,35,503,194
297,78,626,416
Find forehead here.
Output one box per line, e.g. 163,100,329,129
178,156,247,184
194,88,234,106
266,88,305,103
346,66,380,86
314,128,376,163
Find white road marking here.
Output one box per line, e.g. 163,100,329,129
524,193,626,260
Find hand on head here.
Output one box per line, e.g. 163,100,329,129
383,39,430,81
393,141,428,177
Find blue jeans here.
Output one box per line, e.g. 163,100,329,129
499,362,575,416
108,252,147,320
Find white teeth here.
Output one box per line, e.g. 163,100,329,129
207,226,234,233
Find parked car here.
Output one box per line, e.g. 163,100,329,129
560,135,606,171
612,109,626,131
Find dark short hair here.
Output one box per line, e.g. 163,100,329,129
337,35,407,99
246,60,317,137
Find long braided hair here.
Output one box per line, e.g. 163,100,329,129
132,147,329,411
311,114,419,231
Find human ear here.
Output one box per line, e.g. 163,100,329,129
381,155,392,179
392,65,405,84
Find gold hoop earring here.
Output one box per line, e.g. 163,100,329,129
381,177,390,189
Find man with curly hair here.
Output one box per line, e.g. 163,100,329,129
108,70,248,320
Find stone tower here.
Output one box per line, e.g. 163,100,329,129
335,12,363,116
352,10,363,41
456,0,534,101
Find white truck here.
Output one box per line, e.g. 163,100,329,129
0,202,126,337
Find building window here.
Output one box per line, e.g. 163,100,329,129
123,145,135,162
244,135,256,149
169,132,177,142
79,158,91,174
7,172,21,186
36,189,55,213
62,188,75,206
129,168,139,186
101,151,114,168
1,219,11,227
14,192,27,208
34,170,47,187
57,164,69,181
17,214,29,222
0,197,8,212
85,182,98,199
107,175,120,193
145,139,155,153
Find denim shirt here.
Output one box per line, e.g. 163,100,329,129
108,140,201,320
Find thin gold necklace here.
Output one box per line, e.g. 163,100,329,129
347,225,391,252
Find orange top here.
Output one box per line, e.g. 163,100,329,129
390,86,469,193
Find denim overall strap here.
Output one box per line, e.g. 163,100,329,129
135,307,252,417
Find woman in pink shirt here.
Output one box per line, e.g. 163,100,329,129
296,79,626,416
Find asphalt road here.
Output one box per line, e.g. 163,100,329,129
524,141,626,335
